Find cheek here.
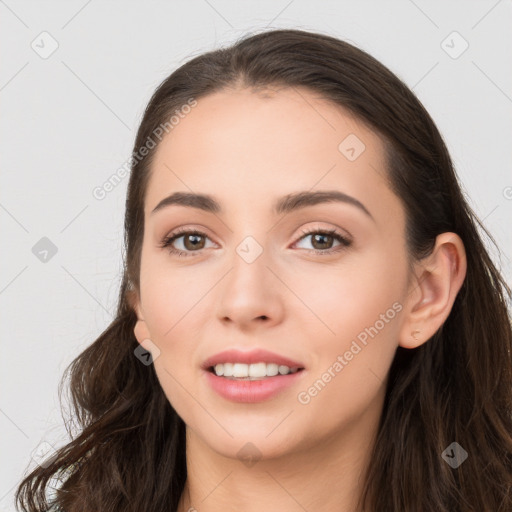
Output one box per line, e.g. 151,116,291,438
138,250,222,376
291,245,406,345
291,248,405,412
139,262,208,412
139,251,211,340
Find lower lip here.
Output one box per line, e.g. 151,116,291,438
203,369,306,403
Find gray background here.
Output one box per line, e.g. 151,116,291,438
1,0,511,509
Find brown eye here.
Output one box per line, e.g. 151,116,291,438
310,233,335,250
294,228,352,255
182,233,206,250
160,229,213,257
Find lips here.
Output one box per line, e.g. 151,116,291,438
201,348,305,371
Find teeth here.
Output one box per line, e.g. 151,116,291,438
212,362,302,379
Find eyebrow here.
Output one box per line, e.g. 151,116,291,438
150,190,374,220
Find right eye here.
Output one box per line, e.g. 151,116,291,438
160,228,215,257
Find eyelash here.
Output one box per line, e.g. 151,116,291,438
159,227,352,258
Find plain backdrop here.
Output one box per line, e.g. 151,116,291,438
1,1,511,510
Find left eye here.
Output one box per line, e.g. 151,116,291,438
293,228,352,254
160,228,351,258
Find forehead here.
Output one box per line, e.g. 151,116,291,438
144,87,399,223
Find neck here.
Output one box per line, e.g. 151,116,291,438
176,395,382,512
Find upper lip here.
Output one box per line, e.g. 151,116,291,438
201,348,305,370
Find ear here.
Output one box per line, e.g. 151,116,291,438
398,232,467,349
127,289,151,345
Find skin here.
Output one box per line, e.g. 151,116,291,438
129,86,467,512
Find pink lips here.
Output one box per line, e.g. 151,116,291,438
201,348,306,403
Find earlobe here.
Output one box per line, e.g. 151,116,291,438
399,232,467,349
134,318,151,345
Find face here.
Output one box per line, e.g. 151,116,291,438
131,86,412,461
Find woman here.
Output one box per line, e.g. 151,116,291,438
16,28,512,512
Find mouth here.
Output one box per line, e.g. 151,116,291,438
203,361,307,403
206,363,305,380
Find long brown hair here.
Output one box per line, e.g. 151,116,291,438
15,28,512,512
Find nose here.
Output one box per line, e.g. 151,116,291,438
215,241,285,331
